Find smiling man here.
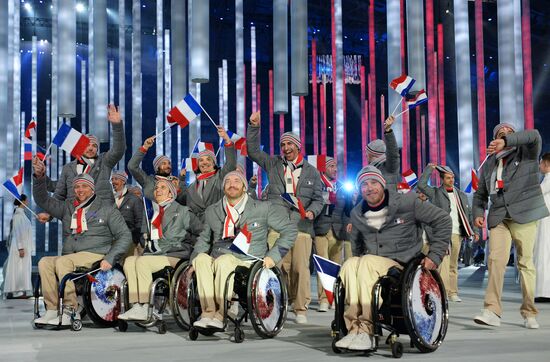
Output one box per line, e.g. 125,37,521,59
32,161,132,327
247,111,324,324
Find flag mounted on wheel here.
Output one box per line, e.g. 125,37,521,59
312,254,341,305
167,94,202,129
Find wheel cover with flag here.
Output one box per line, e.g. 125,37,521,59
249,265,287,337
83,267,126,326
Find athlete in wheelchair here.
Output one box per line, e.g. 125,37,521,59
187,171,297,341
117,178,193,334
331,166,451,356
31,170,132,329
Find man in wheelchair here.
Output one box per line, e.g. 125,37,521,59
118,178,192,321
190,170,298,330
32,164,132,327
335,166,451,351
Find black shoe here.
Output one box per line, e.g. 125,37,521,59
535,297,550,303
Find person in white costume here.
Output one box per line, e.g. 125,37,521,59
2,195,34,299
535,153,550,302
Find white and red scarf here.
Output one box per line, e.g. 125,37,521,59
70,195,96,234
447,188,474,237
76,157,95,175
320,173,337,205
222,194,248,239
150,199,172,240
490,147,517,194
114,186,128,208
196,169,218,199
283,154,304,195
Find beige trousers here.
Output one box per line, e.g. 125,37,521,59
123,255,179,304
314,229,344,304
340,255,400,334
448,233,463,297
268,230,312,314
484,220,538,318
38,252,104,310
192,253,250,321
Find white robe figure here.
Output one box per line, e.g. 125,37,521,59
535,173,550,298
3,207,33,296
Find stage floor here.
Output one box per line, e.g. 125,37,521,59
1,265,549,362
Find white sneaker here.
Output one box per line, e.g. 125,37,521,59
193,317,213,328
524,317,540,329
34,310,59,324
474,309,501,327
348,333,375,351
206,318,224,329
318,302,330,312
295,314,308,324
334,333,357,349
48,310,80,326
449,295,462,302
118,304,148,321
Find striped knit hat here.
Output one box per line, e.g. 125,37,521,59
86,134,99,147
153,155,171,172
72,173,95,192
436,165,454,176
280,132,302,150
325,156,336,168
223,170,248,191
493,123,516,139
155,177,177,200
111,170,128,183
366,139,386,160
355,165,386,189
198,149,217,165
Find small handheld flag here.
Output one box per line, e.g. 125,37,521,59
312,254,341,305
406,89,428,109
220,131,248,157
402,169,418,187
229,224,252,255
390,75,416,97
167,94,202,129
307,155,327,173
397,182,412,194
281,193,307,219
465,168,479,193
193,141,215,155
24,137,33,161
52,123,90,159
2,168,24,200
25,118,37,139
182,157,198,172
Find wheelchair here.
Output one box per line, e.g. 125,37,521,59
331,256,448,358
117,259,190,334
33,262,126,331
187,260,288,343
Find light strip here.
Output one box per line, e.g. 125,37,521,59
81,60,87,134
521,0,534,129
164,29,171,163
190,0,209,83
156,0,164,156
251,26,257,112
474,0,486,162
368,0,377,139
311,39,318,154
426,0,437,165
437,24,446,165
387,0,402,146
235,0,245,137
132,0,142,152
273,0,288,113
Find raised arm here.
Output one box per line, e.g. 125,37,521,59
246,111,276,170
417,164,437,200
102,104,126,168
127,136,155,188
383,116,400,174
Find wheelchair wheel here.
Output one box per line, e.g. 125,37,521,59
118,320,128,332
158,320,167,334
402,265,448,353
391,341,403,358
71,318,83,332
246,262,288,338
186,271,203,327
234,327,245,343
170,262,192,331
82,266,126,327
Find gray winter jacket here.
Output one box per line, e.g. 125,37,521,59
314,180,352,240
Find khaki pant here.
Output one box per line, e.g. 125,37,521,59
448,233,462,297
422,242,450,297
340,255,400,334
192,253,250,321
484,220,538,318
123,255,179,304
268,230,312,314
38,252,104,310
314,229,344,304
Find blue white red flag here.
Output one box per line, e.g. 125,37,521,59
166,94,202,129
312,254,340,305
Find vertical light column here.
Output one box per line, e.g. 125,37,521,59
45,99,51,252
218,67,224,130
1,1,10,224
171,0,186,158
360,66,367,166
269,70,274,154
312,40,319,154
251,26,257,112
273,0,288,114
367,0,377,139
406,0,426,89
321,75,327,155
235,0,245,138
118,0,125,125
425,0,437,165
333,0,344,170
291,0,308,96
497,0,522,131
81,60,87,134
164,30,171,161
386,0,402,145
437,24,446,165
51,0,60,254
32,36,37,121
292,96,300,136
109,60,114,104
132,0,142,151
475,0,486,162
513,0,525,129
31,36,38,253
222,59,228,128
522,0,534,130
89,0,108,139
190,0,209,83
454,0,475,189
11,0,21,171
156,0,164,155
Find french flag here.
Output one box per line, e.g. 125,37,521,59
182,157,198,172
221,131,248,156
402,169,418,187
52,123,90,159
312,254,340,305
192,141,215,155
229,224,252,256
465,168,479,193
23,137,33,161
2,168,24,200
406,89,428,109
307,155,327,173
390,75,416,97
25,118,37,139
281,193,307,219
167,94,202,129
